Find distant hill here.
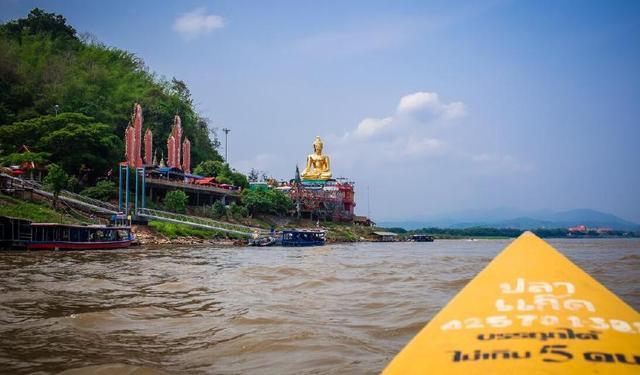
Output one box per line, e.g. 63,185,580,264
378,208,640,231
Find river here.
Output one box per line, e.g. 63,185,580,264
0,238,638,374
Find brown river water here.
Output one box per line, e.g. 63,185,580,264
0,238,638,374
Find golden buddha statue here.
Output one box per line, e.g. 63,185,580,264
301,136,332,180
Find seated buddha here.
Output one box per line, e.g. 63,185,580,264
301,136,332,180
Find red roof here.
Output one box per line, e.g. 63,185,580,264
195,177,216,185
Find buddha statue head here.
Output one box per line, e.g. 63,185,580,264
313,136,323,154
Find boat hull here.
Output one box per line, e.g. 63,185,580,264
279,240,325,247
27,240,133,250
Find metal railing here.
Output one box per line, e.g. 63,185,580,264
136,208,269,237
1,173,119,215
20,178,119,212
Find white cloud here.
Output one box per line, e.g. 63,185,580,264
331,91,530,177
354,117,394,139
397,92,466,120
173,8,224,40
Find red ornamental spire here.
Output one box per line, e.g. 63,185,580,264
167,135,176,168
144,128,153,165
182,138,191,174
167,115,182,168
132,103,143,167
124,126,131,165
125,125,137,168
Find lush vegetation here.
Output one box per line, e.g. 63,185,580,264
241,188,293,216
163,190,188,213
0,193,78,223
43,163,68,207
148,220,243,240
0,8,222,181
193,160,248,188
80,180,116,201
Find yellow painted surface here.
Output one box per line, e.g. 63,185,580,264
383,232,640,374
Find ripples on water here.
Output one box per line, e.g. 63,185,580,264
0,239,638,374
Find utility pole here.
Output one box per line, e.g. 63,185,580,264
222,128,230,162
367,185,371,219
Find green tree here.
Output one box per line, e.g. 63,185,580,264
229,171,249,189
0,9,222,167
42,120,121,176
228,201,248,219
193,160,248,188
1,151,50,166
241,188,293,216
193,160,228,177
212,201,227,219
215,175,232,185
43,163,69,208
2,8,78,41
163,190,187,213
80,180,116,201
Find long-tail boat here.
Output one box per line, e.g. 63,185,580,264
383,232,640,374
27,223,135,250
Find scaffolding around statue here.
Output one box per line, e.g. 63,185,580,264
287,179,355,221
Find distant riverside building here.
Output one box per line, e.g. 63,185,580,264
568,225,587,233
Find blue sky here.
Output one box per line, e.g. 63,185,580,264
2,0,639,222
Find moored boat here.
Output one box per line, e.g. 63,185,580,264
409,234,434,242
27,223,134,250
248,228,326,247
279,228,326,246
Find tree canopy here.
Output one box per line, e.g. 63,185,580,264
0,8,222,178
193,160,249,189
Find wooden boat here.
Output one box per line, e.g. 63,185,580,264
383,232,640,374
247,235,278,247
279,229,326,246
409,234,434,242
27,223,134,250
249,229,326,247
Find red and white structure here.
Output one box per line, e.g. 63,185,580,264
182,138,191,174
124,103,147,168
122,104,191,173
144,128,153,165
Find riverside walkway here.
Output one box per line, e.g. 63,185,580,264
1,173,268,238
1,173,118,215
136,208,269,237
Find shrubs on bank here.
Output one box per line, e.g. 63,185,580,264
80,180,116,201
43,163,69,207
241,188,292,216
148,221,215,239
163,190,188,213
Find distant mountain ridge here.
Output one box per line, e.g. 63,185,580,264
378,208,640,231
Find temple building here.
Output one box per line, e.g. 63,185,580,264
281,136,355,221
